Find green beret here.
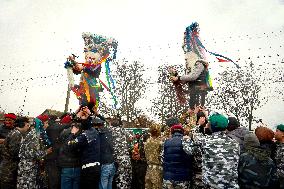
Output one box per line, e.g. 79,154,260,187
209,113,228,129
276,124,284,132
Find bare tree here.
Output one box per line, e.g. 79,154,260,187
99,100,116,117
151,65,188,125
111,59,149,122
207,61,277,130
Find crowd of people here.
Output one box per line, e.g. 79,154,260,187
0,103,283,189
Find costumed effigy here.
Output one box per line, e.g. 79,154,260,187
170,22,238,108
64,32,118,109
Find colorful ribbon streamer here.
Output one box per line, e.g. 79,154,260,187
194,35,240,68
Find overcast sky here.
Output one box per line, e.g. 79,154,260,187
0,0,283,127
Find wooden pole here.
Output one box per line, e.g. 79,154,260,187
64,84,71,113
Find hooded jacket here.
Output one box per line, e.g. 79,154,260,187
238,133,277,189
227,127,250,154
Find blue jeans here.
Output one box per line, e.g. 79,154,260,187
99,163,116,189
61,167,81,189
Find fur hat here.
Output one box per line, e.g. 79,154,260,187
276,124,284,132
171,124,184,134
255,126,274,142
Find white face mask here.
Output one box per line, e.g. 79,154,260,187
185,52,199,71
85,51,102,64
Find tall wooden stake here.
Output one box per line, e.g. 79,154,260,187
64,84,71,113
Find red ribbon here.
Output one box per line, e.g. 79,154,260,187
216,57,230,62
99,79,110,92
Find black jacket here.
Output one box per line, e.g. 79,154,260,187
68,127,100,165
99,127,114,164
46,123,70,161
0,124,13,139
58,128,81,168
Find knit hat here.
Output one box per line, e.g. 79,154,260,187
255,126,274,142
227,117,240,131
37,114,49,123
165,117,180,127
61,115,72,124
244,133,260,148
4,113,17,120
208,113,228,132
171,124,184,134
276,124,284,132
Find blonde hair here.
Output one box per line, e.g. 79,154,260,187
149,123,161,137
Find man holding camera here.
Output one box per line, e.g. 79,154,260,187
68,112,101,189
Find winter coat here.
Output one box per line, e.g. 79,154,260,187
239,147,277,189
68,127,100,165
0,129,23,187
17,128,47,189
163,132,193,181
238,133,277,188
227,127,250,153
46,123,70,161
259,141,277,159
108,125,131,165
58,128,81,168
183,131,240,189
180,60,211,92
108,125,132,189
99,127,114,164
274,142,284,188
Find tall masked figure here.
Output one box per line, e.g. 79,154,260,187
65,32,118,110
171,22,212,109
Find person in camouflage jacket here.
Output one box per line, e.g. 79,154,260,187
183,113,240,189
108,118,132,189
17,118,52,189
0,117,30,189
0,113,16,165
144,123,163,189
189,110,209,189
274,124,284,189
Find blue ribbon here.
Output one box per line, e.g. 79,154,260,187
105,58,117,108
